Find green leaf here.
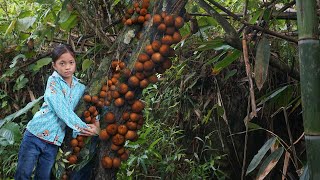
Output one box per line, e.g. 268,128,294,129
31,57,52,72
249,10,264,24
248,122,262,130
0,96,43,128
256,147,284,179
254,36,270,90
13,74,29,91
15,17,36,31
10,54,26,68
0,122,21,145
257,85,289,106
59,14,78,31
246,137,277,175
223,69,237,81
5,19,17,36
58,9,71,23
82,59,93,71
213,50,241,73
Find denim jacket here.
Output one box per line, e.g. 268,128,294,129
26,71,88,146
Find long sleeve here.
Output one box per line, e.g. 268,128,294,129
44,76,88,133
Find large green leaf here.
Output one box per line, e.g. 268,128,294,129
59,14,78,31
15,16,36,31
10,54,26,68
31,57,52,72
246,137,277,175
82,59,94,71
0,96,43,128
0,122,22,146
257,85,289,106
254,36,271,90
4,19,17,36
256,147,284,180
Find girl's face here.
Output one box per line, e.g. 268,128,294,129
52,52,76,81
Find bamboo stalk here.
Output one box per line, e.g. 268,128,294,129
296,0,320,179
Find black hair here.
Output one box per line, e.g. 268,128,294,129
51,44,75,63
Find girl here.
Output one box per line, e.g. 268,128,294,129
15,44,100,180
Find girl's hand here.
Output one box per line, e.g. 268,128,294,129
80,124,100,136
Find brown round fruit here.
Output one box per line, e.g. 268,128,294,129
84,116,91,123
114,97,125,107
151,40,161,51
159,44,170,56
145,44,154,55
104,112,115,123
118,125,128,135
83,95,91,102
137,16,145,23
172,31,182,44
91,95,99,104
117,147,125,155
111,143,121,151
112,134,125,145
83,110,91,118
135,72,145,80
68,155,78,164
125,130,138,140
88,106,96,113
120,152,129,161
134,61,144,71
126,121,137,130
122,111,130,121
153,14,162,26
165,26,176,35
162,58,172,70
161,35,173,45
164,15,174,26
129,112,140,122
111,90,120,99
118,83,129,94
138,53,150,63
112,157,121,168
99,129,110,141
139,8,148,16
148,75,158,83
102,156,113,168
175,16,185,29
128,76,140,87
131,100,145,112
151,52,164,63
122,68,131,78
143,60,155,71
157,23,166,32
145,13,151,21
106,123,118,135
140,79,149,89
125,91,135,100
70,139,78,147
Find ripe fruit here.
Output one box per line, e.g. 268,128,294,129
122,111,130,121
88,106,96,113
153,14,162,26
83,110,91,118
148,75,158,83
137,16,145,23
120,151,129,161
140,79,149,89
101,85,108,91
68,155,78,164
131,100,145,112
114,97,125,107
130,112,141,122
138,53,150,63
113,157,121,168
139,8,148,16
78,141,85,148
91,95,99,104
122,68,131,78
125,130,137,140
162,58,172,70
85,116,91,123
151,52,164,63
161,35,173,45
105,112,115,123
106,124,118,135
118,83,129,94
102,156,113,168
112,91,120,99
157,23,166,32
70,139,78,147
126,121,137,130
143,60,155,71
117,147,125,155
172,31,182,44
145,14,151,21
76,135,84,142
128,76,140,87
145,44,154,55
175,16,185,29
159,44,170,56
164,15,174,26
165,26,176,35
99,129,110,141
151,40,161,51
112,134,125,145
134,62,144,71
125,91,135,100
135,72,145,80
118,125,128,135
111,144,121,151
83,95,91,102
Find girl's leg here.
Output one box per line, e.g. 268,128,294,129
34,143,58,180
15,130,41,180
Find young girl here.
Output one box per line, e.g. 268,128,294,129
15,44,100,180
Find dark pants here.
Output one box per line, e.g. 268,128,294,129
15,130,58,180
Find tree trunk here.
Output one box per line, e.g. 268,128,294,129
296,0,320,179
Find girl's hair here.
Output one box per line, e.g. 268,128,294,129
51,44,75,62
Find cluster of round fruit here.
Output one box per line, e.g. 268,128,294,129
122,0,151,27
98,60,147,169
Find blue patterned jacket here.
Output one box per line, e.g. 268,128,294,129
26,71,88,146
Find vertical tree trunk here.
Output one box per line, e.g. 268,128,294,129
296,0,320,179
